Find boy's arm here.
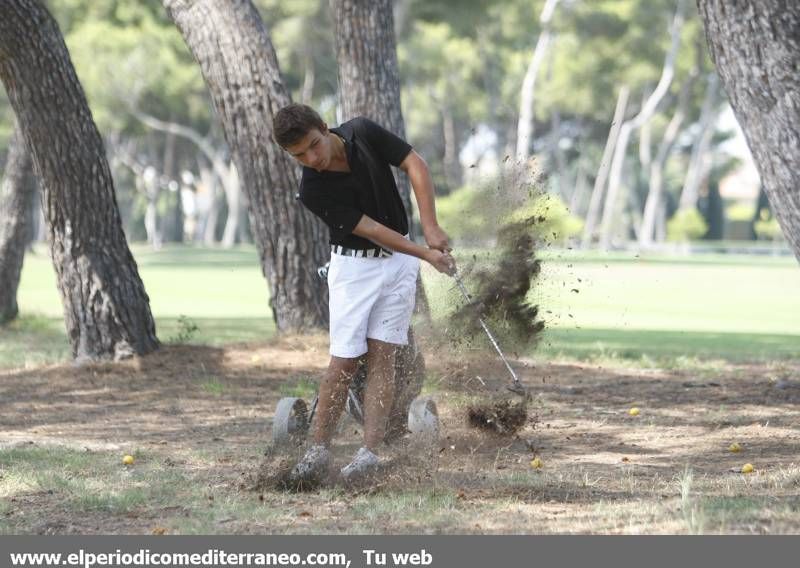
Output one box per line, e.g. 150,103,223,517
352,214,456,275
398,150,451,252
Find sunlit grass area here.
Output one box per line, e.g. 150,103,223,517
4,243,798,370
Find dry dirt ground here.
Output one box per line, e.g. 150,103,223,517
1,334,799,534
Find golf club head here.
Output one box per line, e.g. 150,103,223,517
506,382,531,400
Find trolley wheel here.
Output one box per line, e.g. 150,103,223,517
272,397,309,445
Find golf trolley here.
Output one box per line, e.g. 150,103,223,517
271,262,440,447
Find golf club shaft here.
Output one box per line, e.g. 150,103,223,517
453,274,522,388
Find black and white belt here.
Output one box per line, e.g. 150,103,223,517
331,244,393,258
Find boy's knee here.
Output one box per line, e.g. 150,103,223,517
367,340,397,366
329,356,360,382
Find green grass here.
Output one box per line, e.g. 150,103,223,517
279,375,320,399
424,247,800,364
4,244,799,370
17,244,270,319
538,328,800,364
198,377,227,396
345,489,461,533
0,446,193,533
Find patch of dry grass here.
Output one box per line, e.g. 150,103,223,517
1,338,799,534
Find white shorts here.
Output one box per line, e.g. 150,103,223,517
327,250,420,358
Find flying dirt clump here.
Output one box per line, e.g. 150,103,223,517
466,398,528,435
446,212,547,436
251,446,323,493
448,214,546,346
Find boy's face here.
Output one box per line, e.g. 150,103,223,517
284,126,334,172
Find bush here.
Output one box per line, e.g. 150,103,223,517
753,209,782,241
436,172,582,244
667,208,708,242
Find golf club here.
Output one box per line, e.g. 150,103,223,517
452,271,528,397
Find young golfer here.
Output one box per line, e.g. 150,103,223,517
273,104,455,483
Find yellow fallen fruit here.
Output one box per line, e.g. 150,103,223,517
741,463,754,474
122,455,135,465
530,457,543,469
628,407,640,416
729,442,742,453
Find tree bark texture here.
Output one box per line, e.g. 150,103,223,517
163,0,330,330
0,122,36,324
697,0,800,263
0,0,159,360
331,0,413,228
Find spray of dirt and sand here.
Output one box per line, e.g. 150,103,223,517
444,165,551,435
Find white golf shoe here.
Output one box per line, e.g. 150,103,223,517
289,444,332,486
340,446,380,482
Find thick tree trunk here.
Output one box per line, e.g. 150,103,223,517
0,122,36,324
697,0,800,263
331,0,413,229
163,0,329,331
0,0,158,361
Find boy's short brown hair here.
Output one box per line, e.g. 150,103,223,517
273,104,326,147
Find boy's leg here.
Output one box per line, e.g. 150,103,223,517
313,355,360,446
291,356,359,484
362,338,398,451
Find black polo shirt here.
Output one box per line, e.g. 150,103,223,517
299,116,412,250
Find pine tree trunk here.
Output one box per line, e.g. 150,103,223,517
0,123,36,324
0,0,159,361
331,0,432,320
163,0,329,330
697,0,800,263
331,0,413,228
